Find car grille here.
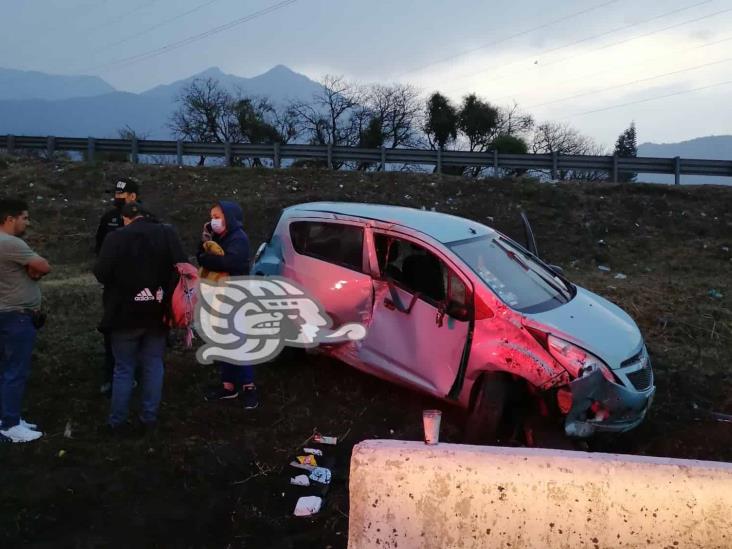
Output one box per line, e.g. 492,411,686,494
627,365,653,391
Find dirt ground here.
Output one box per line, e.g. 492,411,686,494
0,156,731,548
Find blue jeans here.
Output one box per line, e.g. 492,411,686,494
218,361,254,387
0,311,37,429
109,327,167,427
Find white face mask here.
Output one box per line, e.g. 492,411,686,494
210,218,225,234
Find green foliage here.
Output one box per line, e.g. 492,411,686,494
490,134,528,154
457,94,499,152
614,122,638,182
424,92,458,150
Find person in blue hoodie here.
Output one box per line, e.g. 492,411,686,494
197,200,258,409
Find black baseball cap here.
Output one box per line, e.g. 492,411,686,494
109,178,140,195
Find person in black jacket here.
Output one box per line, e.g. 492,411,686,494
95,177,141,396
197,200,258,409
94,202,186,432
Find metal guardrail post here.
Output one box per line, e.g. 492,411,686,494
437,148,442,174
551,151,559,180
47,136,55,159
327,143,333,169
131,137,139,164
224,140,232,166
176,140,183,166
273,142,281,169
87,137,95,163
7,135,15,155
612,154,619,183
380,146,386,172
674,156,681,185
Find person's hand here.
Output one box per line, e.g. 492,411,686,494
26,264,46,280
202,222,213,243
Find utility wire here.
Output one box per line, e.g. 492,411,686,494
565,79,732,117
492,33,732,107
440,0,715,95
392,0,623,79
86,0,298,74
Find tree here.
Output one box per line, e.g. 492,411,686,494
168,77,241,165
613,122,637,182
457,94,499,152
490,134,529,177
365,84,422,149
531,121,607,180
424,92,458,151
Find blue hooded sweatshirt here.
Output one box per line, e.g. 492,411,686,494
197,200,250,276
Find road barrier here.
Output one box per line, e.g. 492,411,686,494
348,440,732,548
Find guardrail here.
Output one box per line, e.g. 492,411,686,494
2,134,731,184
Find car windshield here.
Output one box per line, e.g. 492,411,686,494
449,235,574,313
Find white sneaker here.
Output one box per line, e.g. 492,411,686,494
0,424,43,443
20,418,38,430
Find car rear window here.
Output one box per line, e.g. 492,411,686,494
290,221,364,272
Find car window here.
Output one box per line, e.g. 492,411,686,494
374,233,450,304
450,235,571,313
290,221,364,272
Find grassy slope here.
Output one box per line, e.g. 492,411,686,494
0,156,731,547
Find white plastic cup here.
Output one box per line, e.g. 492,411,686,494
422,409,442,445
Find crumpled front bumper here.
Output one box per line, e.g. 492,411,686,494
564,364,655,438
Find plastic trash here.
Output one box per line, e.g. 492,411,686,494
614,273,627,280
312,434,337,445
290,474,310,487
309,467,332,485
290,461,317,472
598,266,611,272
303,447,323,456
297,455,318,467
294,496,322,517
708,289,723,300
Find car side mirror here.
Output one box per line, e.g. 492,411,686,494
446,300,471,322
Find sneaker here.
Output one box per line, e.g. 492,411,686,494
20,418,38,431
241,385,259,410
0,424,43,443
204,386,239,401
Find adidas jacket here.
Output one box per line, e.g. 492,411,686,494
94,217,186,330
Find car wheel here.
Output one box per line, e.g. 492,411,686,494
464,373,511,444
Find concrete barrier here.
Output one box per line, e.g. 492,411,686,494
348,440,732,549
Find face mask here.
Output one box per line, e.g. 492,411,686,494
210,218,225,234
113,198,125,208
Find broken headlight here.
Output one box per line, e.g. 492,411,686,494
547,335,615,383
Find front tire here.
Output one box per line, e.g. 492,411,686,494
464,373,511,444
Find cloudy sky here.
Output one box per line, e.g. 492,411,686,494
3,0,732,147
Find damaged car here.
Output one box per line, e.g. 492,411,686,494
253,202,655,441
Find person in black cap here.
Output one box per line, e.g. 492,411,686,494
95,178,141,396
94,201,186,434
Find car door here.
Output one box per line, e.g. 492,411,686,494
281,218,373,329
358,231,472,398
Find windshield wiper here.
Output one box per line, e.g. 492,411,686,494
494,238,570,302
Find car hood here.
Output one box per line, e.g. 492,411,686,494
522,287,643,369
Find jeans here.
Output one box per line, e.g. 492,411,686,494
109,327,167,427
0,311,37,429
218,361,254,387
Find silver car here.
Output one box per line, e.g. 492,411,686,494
253,202,655,441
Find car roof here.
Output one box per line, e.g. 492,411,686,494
284,202,495,244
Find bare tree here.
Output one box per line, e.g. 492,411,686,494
495,102,534,138
532,121,607,180
365,83,422,149
168,77,241,165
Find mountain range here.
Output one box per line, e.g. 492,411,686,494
0,65,730,183
0,65,322,139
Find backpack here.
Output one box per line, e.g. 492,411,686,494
167,262,199,348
